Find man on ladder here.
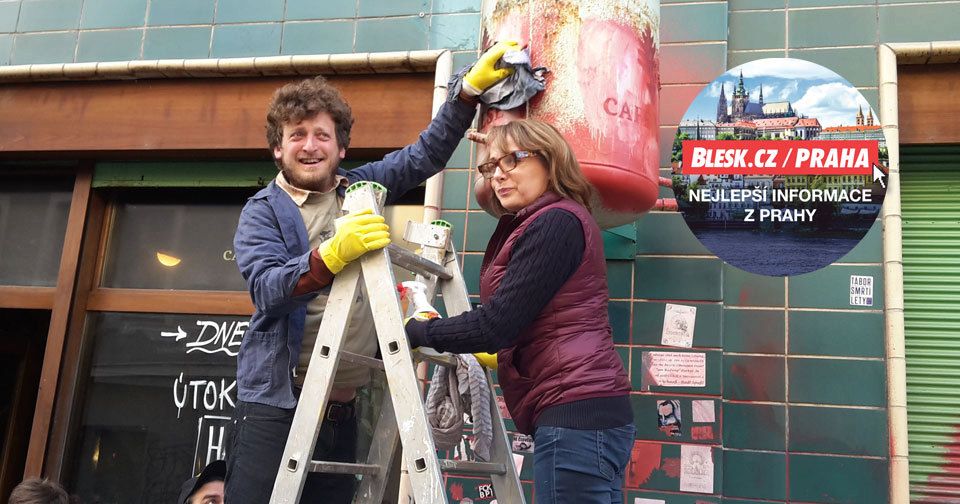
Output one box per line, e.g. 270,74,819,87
227,42,520,504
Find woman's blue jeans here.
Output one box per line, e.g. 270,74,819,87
533,423,636,504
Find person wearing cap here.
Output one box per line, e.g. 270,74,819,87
229,42,521,504
177,460,225,504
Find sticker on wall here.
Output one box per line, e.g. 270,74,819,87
512,454,525,478
512,433,534,453
691,400,715,423
657,399,683,437
635,499,667,504
672,58,887,276
661,303,697,348
680,445,714,494
641,351,707,389
850,274,874,306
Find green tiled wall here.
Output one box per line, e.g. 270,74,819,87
13,0,960,500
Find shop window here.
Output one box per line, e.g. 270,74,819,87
100,189,254,291
67,312,245,503
0,178,73,286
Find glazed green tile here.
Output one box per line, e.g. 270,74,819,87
660,43,727,85
859,88,879,113
722,450,787,500
880,3,960,43
632,301,722,348
282,20,354,55
789,405,887,456
80,0,146,29
789,357,885,406
626,442,722,493
723,402,785,450
429,13,479,51
211,23,282,58
356,16,428,52
0,34,12,64
609,301,631,345
11,32,75,64
660,84,705,125
464,211,497,252
616,346,630,374
729,0,784,10
606,260,633,299
838,219,881,263
723,308,785,354
789,265,883,309
143,26,210,59
147,0,214,25
723,264,785,307
285,0,354,20
632,395,720,444
0,2,20,33
603,224,637,260
628,491,719,504
440,170,470,210
17,0,81,31
637,212,710,255
728,50,786,69
724,354,785,401
791,47,878,88
434,0,479,14
790,0,871,7
631,348,722,395
635,257,722,301
216,0,283,23
439,211,466,250
449,140,472,169
788,7,876,49
729,11,785,51
789,454,889,503
76,29,142,62
660,3,727,43
358,0,428,17
789,310,883,358
452,50,476,74
461,253,483,295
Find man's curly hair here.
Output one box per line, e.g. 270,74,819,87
266,76,355,166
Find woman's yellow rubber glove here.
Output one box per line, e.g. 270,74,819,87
473,352,498,369
318,209,390,274
462,40,521,96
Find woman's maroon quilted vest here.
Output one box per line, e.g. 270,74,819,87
480,191,631,434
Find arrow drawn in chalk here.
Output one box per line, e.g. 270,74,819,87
161,326,187,341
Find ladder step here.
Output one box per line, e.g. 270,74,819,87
339,351,384,370
438,459,507,476
387,244,452,280
306,461,381,476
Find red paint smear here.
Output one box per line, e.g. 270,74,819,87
625,441,661,488
917,425,960,502
662,457,681,478
691,426,715,440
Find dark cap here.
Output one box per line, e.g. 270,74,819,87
176,460,226,504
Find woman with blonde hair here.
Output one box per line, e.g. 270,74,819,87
405,119,634,503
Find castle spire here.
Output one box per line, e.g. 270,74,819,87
856,105,864,126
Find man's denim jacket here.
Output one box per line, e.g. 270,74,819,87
233,100,475,408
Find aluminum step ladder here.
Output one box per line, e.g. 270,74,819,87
270,181,525,504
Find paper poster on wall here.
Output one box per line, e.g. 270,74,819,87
692,400,716,423
661,303,697,347
680,444,714,494
657,399,682,437
850,275,874,306
641,351,707,388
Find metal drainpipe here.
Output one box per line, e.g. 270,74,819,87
422,50,455,224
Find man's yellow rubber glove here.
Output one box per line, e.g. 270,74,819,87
473,352,498,369
462,40,522,96
318,209,390,274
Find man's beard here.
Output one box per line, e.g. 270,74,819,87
281,165,333,192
